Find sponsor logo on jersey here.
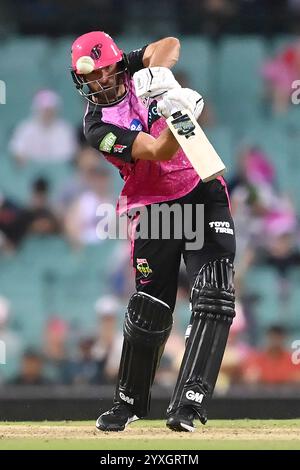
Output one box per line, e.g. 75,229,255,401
130,119,143,131
148,101,160,128
209,221,234,235
113,144,127,153
120,392,134,405
185,390,204,403
137,258,153,278
99,132,117,152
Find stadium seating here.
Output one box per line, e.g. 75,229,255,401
216,37,267,130
175,37,213,99
245,265,300,344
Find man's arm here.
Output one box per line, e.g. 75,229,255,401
131,128,179,162
142,37,180,69
85,111,179,163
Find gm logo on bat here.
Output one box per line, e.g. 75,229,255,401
171,112,195,139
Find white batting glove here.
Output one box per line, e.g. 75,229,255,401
133,67,180,101
157,88,204,120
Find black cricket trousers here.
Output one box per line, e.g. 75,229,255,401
130,178,236,312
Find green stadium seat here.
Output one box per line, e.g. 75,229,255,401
0,155,75,204
0,36,50,69
216,37,266,129
205,125,234,177
47,38,84,124
0,259,45,346
245,266,283,338
175,37,213,99
245,265,300,343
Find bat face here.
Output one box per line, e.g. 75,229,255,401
167,109,226,183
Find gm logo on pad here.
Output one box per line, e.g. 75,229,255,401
186,390,204,403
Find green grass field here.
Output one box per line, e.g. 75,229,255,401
0,420,300,450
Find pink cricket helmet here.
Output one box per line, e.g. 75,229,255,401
71,31,123,72
71,31,129,106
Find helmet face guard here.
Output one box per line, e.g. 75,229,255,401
71,58,130,106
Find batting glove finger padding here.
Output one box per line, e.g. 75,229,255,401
157,88,204,119
133,67,181,101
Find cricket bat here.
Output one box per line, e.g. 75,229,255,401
166,110,226,182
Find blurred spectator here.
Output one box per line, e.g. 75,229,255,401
229,146,273,289
10,349,50,385
56,146,106,213
68,336,102,385
108,242,136,299
44,317,68,362
262,41,300,114
260,231,300,312
0,296,23,383
63,159,114,249
23,177,61,237
9,89,78,164
0,193,27,252
242,325,300,384
263,233,300,279
229,146,298,292
43,317,70,383
93,295,122,384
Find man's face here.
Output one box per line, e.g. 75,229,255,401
83,63,123,104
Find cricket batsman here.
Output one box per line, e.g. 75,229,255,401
71,31,236,432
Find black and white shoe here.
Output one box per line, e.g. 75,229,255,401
166,406,207,432
96,404,139,432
